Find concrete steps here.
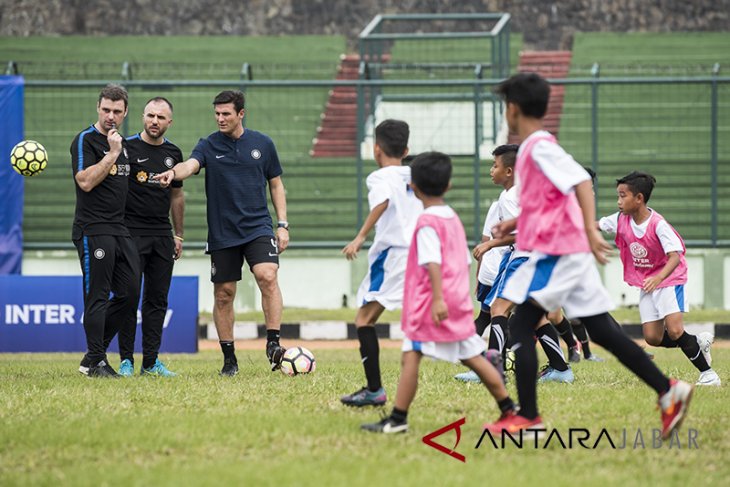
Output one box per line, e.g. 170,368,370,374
509,50,572,144
310,53,389,158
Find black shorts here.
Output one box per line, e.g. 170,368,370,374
210,235,279,283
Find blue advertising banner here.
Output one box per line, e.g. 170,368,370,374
0,76,25,275
0,275,198,353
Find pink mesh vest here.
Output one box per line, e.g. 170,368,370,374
615,211,687,288
401,212,474,342
515,133,590,255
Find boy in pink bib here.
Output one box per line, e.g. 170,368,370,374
483,73,693,440
599,171,719,386
361,152,517,434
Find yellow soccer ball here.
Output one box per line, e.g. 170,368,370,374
10,140,48,177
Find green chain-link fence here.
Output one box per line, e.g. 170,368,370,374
19,73,730,249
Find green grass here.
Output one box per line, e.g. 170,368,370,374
1,347,728,485
203,307,730,324
569,32,730,75
560,32,730,242
11,33,514,245
12,33,730,245
0,36,347,79
385,33,523,79
10,36,351,244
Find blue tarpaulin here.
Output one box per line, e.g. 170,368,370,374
0,76,24,275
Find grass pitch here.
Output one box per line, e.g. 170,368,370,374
219,306,730,325
1,346,728,486
561,32,730,243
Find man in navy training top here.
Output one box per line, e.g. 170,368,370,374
155,90,289,376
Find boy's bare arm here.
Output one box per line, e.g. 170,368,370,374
473,234,516,260
341,200,389,260
491,218,517,239
475,234,490,284
643,252,680,293
427,262,448,326
575,180,612,265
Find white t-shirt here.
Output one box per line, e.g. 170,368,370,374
478,201,507,285
366,165,424,257
599,210,683,254
496,185,532,258
497,186,520,222
482,201,500,237
416,205,471,266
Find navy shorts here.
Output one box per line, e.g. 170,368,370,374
484,251,529,308
210,235,279,283
476,282,493,310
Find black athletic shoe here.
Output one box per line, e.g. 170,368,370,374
361,416,408,434
220,357,239,377
88,360,121,378
568,346,582,363
79,354,92,375
266,341,286,371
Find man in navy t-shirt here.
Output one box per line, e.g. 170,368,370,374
156,90,289,376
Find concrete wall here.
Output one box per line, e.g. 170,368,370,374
21,248,366,313
21,247,728,312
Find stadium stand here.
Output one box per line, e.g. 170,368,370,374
508,50,571,144
311,54,390,158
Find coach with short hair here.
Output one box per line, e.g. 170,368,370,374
155,90,289,377
114,96,185,377
71,83,140,378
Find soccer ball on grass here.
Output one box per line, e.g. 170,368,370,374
280,347,316,376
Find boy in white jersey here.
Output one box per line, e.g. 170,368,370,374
452,200,506,383
457,144,574,383
471,148,518,345
476,201,502,308
454,145,517,383
599,171,719,386
484,73,693,439
340,120,424,407
477,145,522,361
361,152,517,434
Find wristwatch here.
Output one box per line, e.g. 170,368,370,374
277,221,289,230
